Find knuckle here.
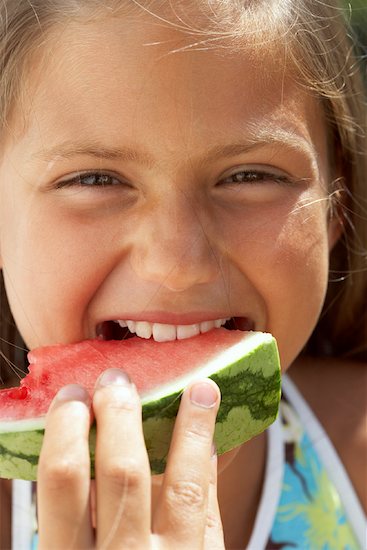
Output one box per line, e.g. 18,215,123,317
99,458,145,490
167,479,206,508
184,421,212,445
40,458,86,490
106,400,137,414
94,386,138,413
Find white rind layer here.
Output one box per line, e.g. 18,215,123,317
0,417,46,433
0,332,274,434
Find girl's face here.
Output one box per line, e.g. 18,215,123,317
0,15,339,369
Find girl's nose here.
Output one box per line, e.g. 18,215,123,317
129,200,220,292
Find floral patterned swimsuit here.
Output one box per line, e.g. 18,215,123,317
12,375,366,549
249,376,366,549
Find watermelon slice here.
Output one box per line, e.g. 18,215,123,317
0,329,281,480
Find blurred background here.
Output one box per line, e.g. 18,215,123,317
347,0,367,56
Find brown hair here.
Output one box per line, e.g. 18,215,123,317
0,0,366,386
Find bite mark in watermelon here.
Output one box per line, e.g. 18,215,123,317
0,329,281,480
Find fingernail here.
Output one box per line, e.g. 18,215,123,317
56,384,90,403
97,368,130,387
190,381,218,408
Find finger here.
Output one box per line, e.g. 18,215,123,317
91,479,97,529
92,369,151,549
154,379,220,548
37,384,94,550
204,454,225,550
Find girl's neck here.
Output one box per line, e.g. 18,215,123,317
217,431,267,549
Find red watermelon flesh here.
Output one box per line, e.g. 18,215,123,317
0,329,248,423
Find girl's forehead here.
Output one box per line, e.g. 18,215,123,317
13,15,327,168
32,15,284,91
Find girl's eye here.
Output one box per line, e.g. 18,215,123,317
220,170,290,186
56,172,125,188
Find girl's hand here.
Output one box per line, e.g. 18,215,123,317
37,368,225,549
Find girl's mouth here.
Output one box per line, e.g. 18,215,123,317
96,317,254,342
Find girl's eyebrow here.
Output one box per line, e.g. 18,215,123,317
34,142,155,167
33,130,315,167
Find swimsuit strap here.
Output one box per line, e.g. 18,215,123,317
246,412,284,549
12,479,35,549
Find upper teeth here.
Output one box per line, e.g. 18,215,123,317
116,318,229,342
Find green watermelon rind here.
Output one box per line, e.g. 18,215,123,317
0,332,281,480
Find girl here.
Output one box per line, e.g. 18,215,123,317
0,0,366,548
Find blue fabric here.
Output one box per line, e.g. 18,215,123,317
266,400,360,549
